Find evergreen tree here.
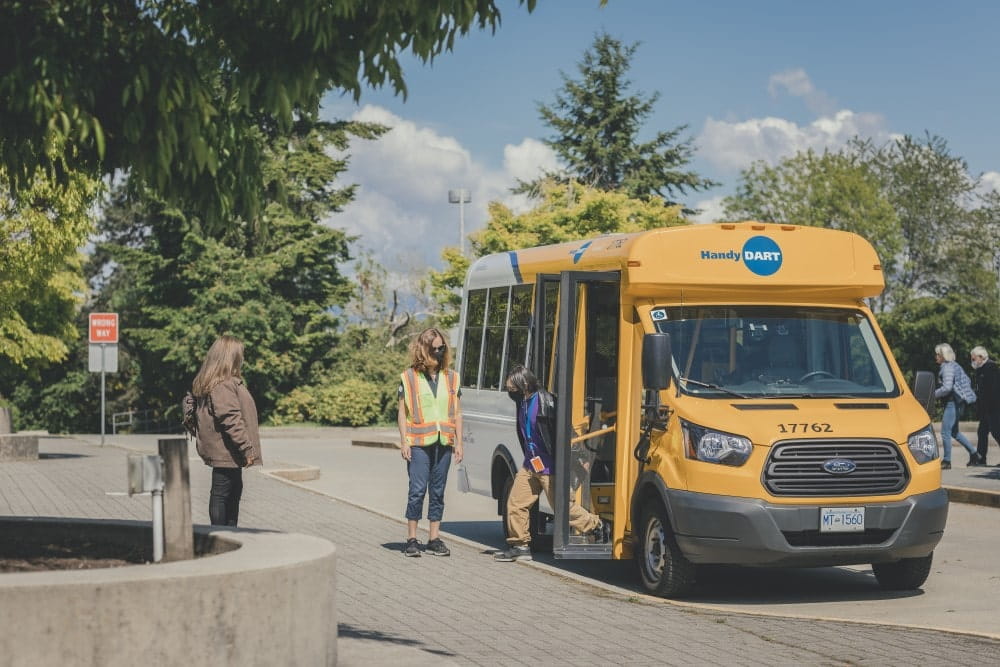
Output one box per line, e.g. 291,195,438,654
12,119,385,431
522,32,716,206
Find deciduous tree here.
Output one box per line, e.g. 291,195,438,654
0,0,537,230
431,179,687,327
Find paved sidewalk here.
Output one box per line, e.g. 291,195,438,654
2,435,999,665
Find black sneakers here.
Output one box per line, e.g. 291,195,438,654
403,537,421,557
941,460,952,470
425,538,451,557
493,545,532,562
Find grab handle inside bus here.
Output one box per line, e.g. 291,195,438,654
642,333,673,391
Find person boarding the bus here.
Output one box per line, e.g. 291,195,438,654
398,328,463,557
494,365,609,562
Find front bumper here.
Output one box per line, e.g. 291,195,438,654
667,488,948,567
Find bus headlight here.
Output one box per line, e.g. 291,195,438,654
682,420,753,466
907,425,939,464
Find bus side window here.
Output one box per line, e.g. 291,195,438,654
461,289,487,389
481,287,510,390
504,284,532,377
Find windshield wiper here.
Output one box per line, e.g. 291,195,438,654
677,376,750,399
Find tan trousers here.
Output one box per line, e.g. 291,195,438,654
506,467,601,546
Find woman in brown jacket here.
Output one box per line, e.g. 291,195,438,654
183,335,262,526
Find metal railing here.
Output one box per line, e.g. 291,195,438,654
112,409,182,435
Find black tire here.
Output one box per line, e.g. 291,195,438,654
499,473,553,552
872,553,933,591
635,501,696,598
500,475,514,541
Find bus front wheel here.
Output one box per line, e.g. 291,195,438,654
872,553,933,590
636,502,696,598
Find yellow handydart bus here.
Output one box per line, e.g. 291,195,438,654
455,222,945,597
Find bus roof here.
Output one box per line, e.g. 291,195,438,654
465,222,884,300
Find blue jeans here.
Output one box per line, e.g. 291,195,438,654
405,442,452,522
941,399,975,462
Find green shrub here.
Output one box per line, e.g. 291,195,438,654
273,378,382,427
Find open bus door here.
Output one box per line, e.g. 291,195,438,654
535,270,620,559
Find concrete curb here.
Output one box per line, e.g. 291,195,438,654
266,465,321,482
351,438,399,449
943,485,1000,509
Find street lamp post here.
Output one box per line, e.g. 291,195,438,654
448,188,471,257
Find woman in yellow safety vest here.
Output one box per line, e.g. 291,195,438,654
398,327,463,557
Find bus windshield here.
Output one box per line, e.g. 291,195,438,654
651,305,898,398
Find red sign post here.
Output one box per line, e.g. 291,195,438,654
89,313,119,344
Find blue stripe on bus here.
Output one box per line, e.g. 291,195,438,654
508,251,523,283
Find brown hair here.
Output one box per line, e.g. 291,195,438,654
410,327,450,373
192,335,245,397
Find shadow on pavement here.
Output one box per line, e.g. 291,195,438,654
38,452,90,460
338,624,458,657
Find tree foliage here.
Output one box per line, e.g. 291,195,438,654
722,148,902,308
11,119,388,431
0,0,537,229
522,32,716,205
0,158,102,378
431,179,687,327
723,135,999,312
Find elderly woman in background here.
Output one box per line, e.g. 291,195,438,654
934,343,980,469
970,346,1000,467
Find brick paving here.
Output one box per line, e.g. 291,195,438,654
3,437,1000,666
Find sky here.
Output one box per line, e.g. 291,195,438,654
319,0,1000,276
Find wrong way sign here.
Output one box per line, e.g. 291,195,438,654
89,313,119,344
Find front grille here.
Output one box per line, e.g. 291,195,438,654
782,528,895,547
764,439,908,497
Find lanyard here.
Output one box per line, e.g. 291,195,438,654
523,393,538,443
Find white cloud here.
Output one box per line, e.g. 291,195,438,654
767,68,837,116
690,196,727,224
980,171,1000,195
326,105,559,273
698,109,890,173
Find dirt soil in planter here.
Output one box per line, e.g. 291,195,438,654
0,541,149,572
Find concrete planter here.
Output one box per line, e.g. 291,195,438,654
0,517,337,667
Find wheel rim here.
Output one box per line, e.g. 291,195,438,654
643,515,667,583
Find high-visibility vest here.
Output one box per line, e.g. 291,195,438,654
401,368,459,446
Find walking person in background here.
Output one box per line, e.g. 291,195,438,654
182,335,261,526
494,365,608,562
970,346,1000,467
398,328,463,557
934,343,980,469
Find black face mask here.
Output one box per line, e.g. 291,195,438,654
506,390,521,402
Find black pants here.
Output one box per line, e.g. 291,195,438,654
209,467,243,526
976,412,1000,464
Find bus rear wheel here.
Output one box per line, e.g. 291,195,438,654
872,553,933,590
636,502,695,598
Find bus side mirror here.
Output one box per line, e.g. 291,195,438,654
642,333,673,391
912,370,935,416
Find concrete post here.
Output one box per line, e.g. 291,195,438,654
158,437,194,561
0,406,12,434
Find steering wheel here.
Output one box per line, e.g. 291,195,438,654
798,370,835,383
